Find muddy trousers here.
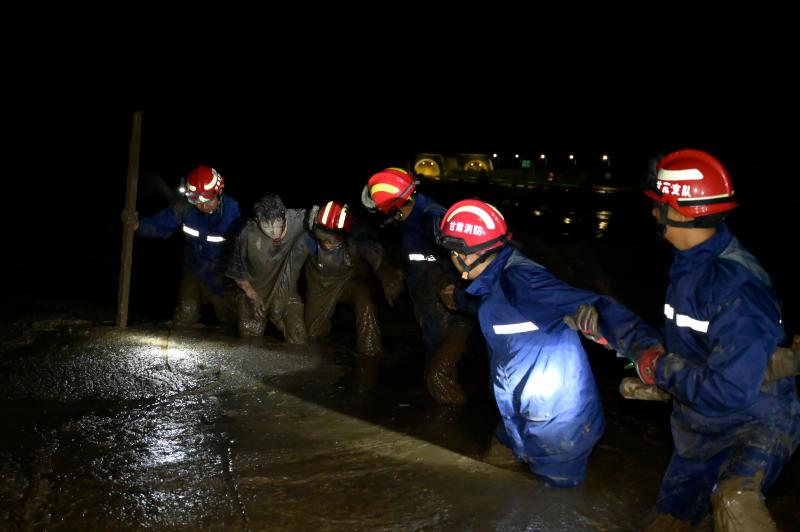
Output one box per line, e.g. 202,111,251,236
174,268,236,326
236,291,306,344
414,299,477,405
305,277,382,357
653,430,794,530
494,406,601,488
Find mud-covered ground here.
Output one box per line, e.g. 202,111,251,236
2,183,798,530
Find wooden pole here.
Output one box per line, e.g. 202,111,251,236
116,111,143,328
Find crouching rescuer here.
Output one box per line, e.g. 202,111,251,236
434,199,661,487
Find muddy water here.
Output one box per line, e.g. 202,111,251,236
1,319,797,531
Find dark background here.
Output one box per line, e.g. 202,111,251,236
4,82,798,333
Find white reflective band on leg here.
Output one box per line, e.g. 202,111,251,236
408,254,437,262
182,225,200,237
207,235,225,243
492,322,539,334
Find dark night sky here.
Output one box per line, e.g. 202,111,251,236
5,59,797,303
15,92,794,213
1,22,797,332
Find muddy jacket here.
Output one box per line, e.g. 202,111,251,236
137,194,243,294
288,224,386,355
466,246,655,469
401,193,467,353
292,222,383,288
653,224,800,458
226,209,307,304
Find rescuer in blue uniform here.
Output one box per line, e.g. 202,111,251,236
435,199,661,487
362,168,478,405
567,149,800,530
135,165,243,326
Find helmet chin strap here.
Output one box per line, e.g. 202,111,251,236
378,204,409,228
454,251,495,280
654,203,725,231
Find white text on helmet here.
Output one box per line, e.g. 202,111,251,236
446,204,497,229
448,221,485,236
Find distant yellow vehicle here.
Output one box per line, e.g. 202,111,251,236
413,153,494,182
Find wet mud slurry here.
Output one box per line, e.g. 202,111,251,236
0,318,797,531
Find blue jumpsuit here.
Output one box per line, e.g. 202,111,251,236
401,193,472,357
645,224,800,523
137,194,243,322
467,246,660,486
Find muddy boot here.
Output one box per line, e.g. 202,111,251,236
711,477,777,532
237,295,266,337
425,327,468,405
283,298,307,345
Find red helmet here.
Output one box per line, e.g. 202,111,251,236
437,199,510,254
644,149,737,218
315,201,352,233
185,165,224,204
362,168,417,213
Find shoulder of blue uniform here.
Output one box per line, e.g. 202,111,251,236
504,248,546,271
466,246,513,296
718,236,774,288
222,192,240,208
416,193,446,217
498,248,562,303
701,236,779,312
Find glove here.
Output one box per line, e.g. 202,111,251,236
634,344,665,385
121,209,139,230
563,304,608,345
764,339,800,383
619,377,671,401
377,266,405,307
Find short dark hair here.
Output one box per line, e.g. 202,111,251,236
254,194,286,221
